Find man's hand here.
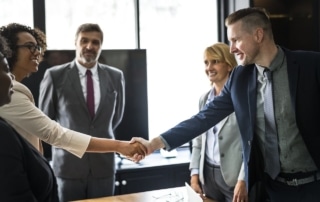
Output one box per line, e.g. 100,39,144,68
233,180,248,202
130,136,166,162
117,141,147,159
130,137,153,155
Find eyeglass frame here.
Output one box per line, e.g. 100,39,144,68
16,43,42,54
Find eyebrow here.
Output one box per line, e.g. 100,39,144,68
20,42,37,45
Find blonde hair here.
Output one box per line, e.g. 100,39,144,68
204,42,237,69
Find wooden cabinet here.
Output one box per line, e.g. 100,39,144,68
114,148,191,195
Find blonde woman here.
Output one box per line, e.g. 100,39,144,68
189,43,247,202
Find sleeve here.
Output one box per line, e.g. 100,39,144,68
189,93,207,170
189,135,202,170
0,80,91,158
160,80,234,150
237,161,246,181
0,122,37,201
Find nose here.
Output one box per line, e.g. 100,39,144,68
85,42,94,49
229,43,236,54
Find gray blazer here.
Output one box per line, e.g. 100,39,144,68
39,60,125,179
189,90,244,187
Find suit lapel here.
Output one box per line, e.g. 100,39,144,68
284,50,298,111
67,61,89,115
247,65,257,140
94,65,113,119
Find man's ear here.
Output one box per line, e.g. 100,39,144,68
254,27,264,43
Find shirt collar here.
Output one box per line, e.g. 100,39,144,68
75,60,98,76
255,46,285,75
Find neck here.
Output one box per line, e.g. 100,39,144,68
256,41,278,68
12,69,28,82
213,77,229,96
213,83,223,96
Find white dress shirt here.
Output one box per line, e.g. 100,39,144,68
205,88,222,166
75,61,101,114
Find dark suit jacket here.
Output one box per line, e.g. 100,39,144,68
160,47,320,189
0,118,58,202
39,60,125,179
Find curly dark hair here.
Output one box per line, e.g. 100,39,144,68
0,23,47,71
0,35,12,59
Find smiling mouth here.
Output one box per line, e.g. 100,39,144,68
84,52,95,55
32,59,39,65
236,53,243,58
208,72,217,76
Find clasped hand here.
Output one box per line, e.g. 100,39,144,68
117,137,153,162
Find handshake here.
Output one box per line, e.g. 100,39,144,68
116,137,165,162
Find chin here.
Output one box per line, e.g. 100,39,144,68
240,60,250,66
33,67,39,72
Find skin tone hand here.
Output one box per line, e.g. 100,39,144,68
86,137,147,158
232,180,248,202
130,136,165,162
190,174,206,200
117,141,147,158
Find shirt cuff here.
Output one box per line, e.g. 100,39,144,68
159,136,171,151
64,130,91,158
190,168,199,176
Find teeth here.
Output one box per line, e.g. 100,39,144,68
32,59,39,64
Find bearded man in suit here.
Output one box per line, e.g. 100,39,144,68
39,23,125,202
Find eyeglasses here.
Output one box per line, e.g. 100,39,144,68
16,44,42,54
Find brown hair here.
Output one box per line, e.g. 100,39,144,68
225,7,273,39
75,23,104,43
0,35,12,59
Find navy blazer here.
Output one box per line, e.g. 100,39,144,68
0,118,58,202
161,47,320,189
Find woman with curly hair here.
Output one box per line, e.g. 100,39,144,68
0,34,59,201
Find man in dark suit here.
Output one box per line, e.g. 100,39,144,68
133,7,320,202
39,23,125,202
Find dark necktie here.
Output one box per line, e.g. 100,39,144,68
263,69,280,179
86,70,95,118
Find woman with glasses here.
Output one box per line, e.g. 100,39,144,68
0,34,59,201
0,23,146,160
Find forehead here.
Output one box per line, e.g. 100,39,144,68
77,31,102,42
16,32,37,44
